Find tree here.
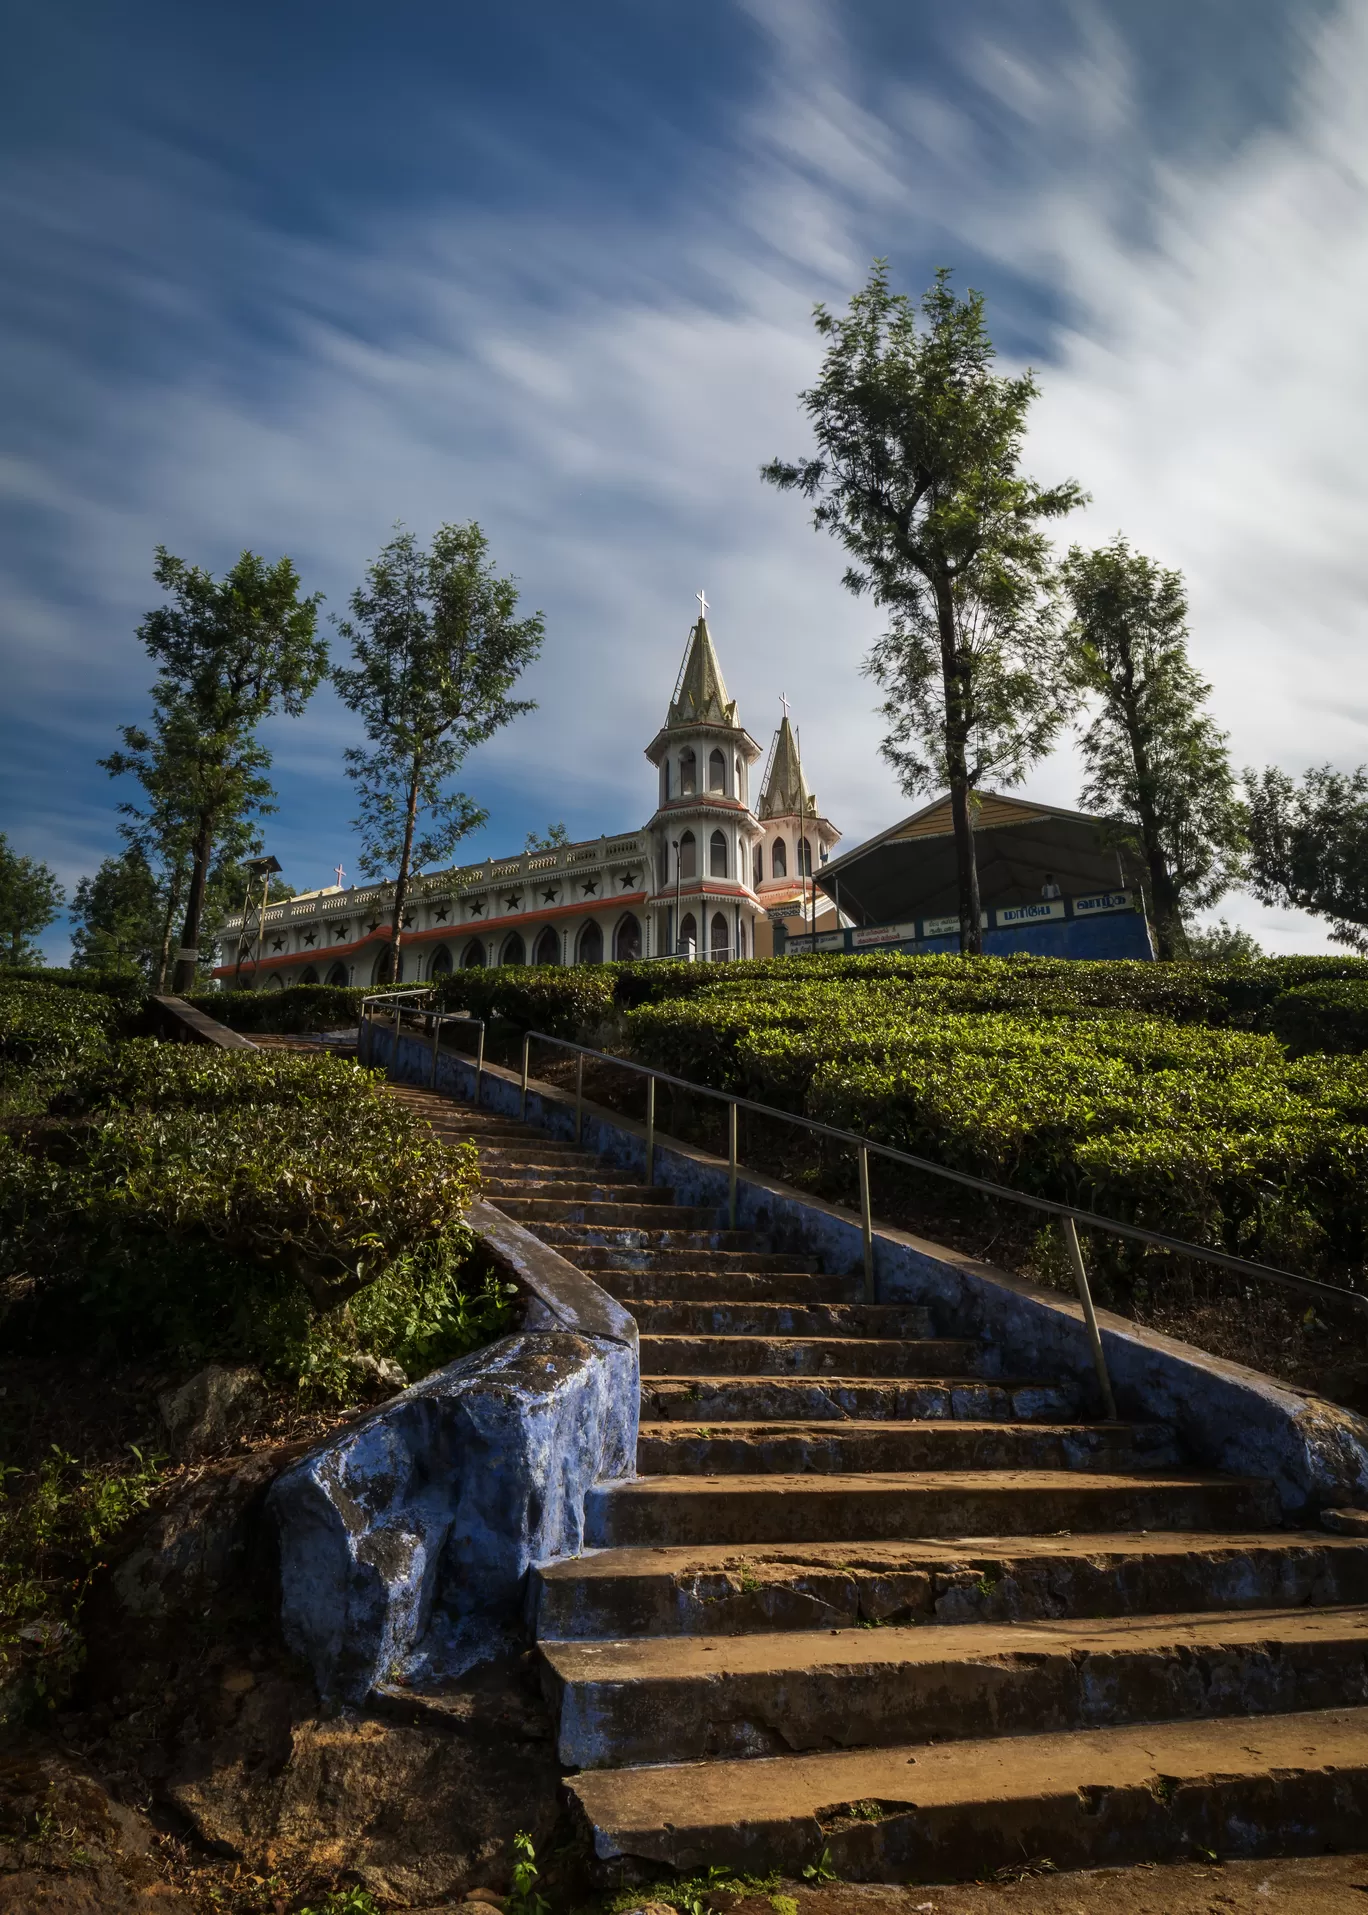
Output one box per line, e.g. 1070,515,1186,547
70,847,163,979
0,835,64,967
1061,537,1244,960
333,523,545,984
112,547,326,994
1184,918,1264,964
1245,765,1368,951
763,263,1084,952
525,822,570,852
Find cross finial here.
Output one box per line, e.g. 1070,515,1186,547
333,863,346,887
780,692,791,722
696,588,708,622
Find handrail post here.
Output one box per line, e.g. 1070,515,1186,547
728,1100,738,1230
521,1033,530,1120
574,1051,584,1145
1062,1216,1118,1421
475,1021,485,1109
859,1145,875,1303
430,1012,441,1088
645,1076,655,1185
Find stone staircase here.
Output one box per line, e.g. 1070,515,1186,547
397,1085,1368,1883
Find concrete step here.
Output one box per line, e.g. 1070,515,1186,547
639,1335,997,1378
563,1248,823,1275
623,1301,935,1339
596,1269,863,1305
477,1149,605,1172
635,1419,1181,1477
533,1533,1368,1640
583,1470,1281,1548
494,1199,719,1228
542,1605,1368,1770
525,1222,766,1252
481,1178,671,1203
563,1706,1368,1880
639,1375,1080,1423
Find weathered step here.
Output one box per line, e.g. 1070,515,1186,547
639,1335,996,1379
623,1301,934,1338
584,1470,1281,1547
495,1199,719,1228
477,1150,604,1173
526,1223,764,1252
482,1179,671,1203
564,1706,1368,1880
534,1533,1368,1640
566,1248,822,1276
635,1419,1181,1476
543,1606,1368,1770
640,1375,1079,1423
597,1269,862,1305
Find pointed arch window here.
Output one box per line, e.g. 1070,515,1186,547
710,912,729,960
709,830,727,878
709,748,726,792
772,838,787,880
678,831,697,879
533,927,561,966
577,921,604,964
501,931,526,966
429,946,452,977
752,843,763,889
799,837,813,876
679,748,697,795
678,912,698,958
463,939,486,968
614,913,642,961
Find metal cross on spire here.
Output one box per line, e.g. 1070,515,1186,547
333,864,346,888
696,588,708,622
780,692,791,722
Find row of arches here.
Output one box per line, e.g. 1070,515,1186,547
675,828,732,880
754,836,813,885
670,746,738,799
436,913,642,972
676,911,734,960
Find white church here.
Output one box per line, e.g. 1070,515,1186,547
216,603,843,988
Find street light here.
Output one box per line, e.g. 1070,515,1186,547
235,855,283,988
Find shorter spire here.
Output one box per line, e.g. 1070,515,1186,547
667,604,738,728
759,709,815,820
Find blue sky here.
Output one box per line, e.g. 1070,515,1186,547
3,0,1363,957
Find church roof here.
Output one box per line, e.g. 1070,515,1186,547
758,714,815,820
667,614,738,729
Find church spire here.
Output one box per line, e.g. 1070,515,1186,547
759,707,815,819
666,594,738,729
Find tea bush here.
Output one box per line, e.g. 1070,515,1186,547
1266,980,1368,1057
186,983,367,1033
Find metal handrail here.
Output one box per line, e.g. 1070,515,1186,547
359,994,486,1100
515,1027,1368,1411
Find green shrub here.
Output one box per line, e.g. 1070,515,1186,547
1266,980,1368,1056
0,966,147,1004
0,979,126,1088
56,1039,370,1115
434,964,617,1035
185,983,368,1033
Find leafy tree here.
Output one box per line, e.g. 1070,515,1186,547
109,547,326,994
525,822,570,852
1061,536,1244,960
0,835,65,966
70,847,163,979
1183,917,1263,964
1245,765,1368,951
334,523,544,984
763,263,1084,952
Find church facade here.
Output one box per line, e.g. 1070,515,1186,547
214,606,843,989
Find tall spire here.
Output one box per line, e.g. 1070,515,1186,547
667,604,738,729
759,710,815,819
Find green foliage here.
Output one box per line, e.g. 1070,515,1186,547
1245,763,1368,952
508,1830,550,1915
0,834,65,968
1184,918,1263,963
69,846,164,981
434,962,617,1035
298,1889,383,1915
1267,981,1368,1058
0,978,125,1089
186,983,368,1032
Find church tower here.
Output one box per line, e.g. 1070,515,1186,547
643,598,764,959
751,707,842,952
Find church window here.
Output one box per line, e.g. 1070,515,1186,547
614,913,642,961
710,912,729,959
326,962,349,987
678,831,697,879
501,931,527,966
753,843,763,888
678,912,698,958
463,939,486,968
680,748,697,795
429,946,452,977
739,919,747,957
533,927,561,966
772,838,787,880
709,829,727,878
577,921,604,964
709,748,726,792
799,836,813,876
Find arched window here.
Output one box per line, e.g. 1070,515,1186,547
299,967,319,986
533,926,561,966
265,974,285,990
709,748,726,792
752,843,763,888
614,913,642,961
678,911,698,958
463,939,486,968
371,951,392,985
710,912,729,960
679,748,697,795
772,838,787,880
501,931,526,966
709,829,727,878
738,919,747,958
429,946,452,977
798,837,813,876
678,831,697,879
577,921,604,964
326,962,349,987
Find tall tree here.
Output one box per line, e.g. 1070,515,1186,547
763,263,1084,952
1245,765,1368,951
333,523,544,984
0,835,64,967
1061,536,1244,959
113,547,326,994
69,847,163,979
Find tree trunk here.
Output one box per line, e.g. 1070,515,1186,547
386,757,423,986
156,860,186,992
171,816,214,994
936,574,982,955
1115,637,1183,959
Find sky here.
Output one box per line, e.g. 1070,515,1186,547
2,0,1364,958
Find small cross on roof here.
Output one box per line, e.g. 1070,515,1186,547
696,588,708,620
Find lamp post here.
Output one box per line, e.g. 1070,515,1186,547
235,855,283,989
